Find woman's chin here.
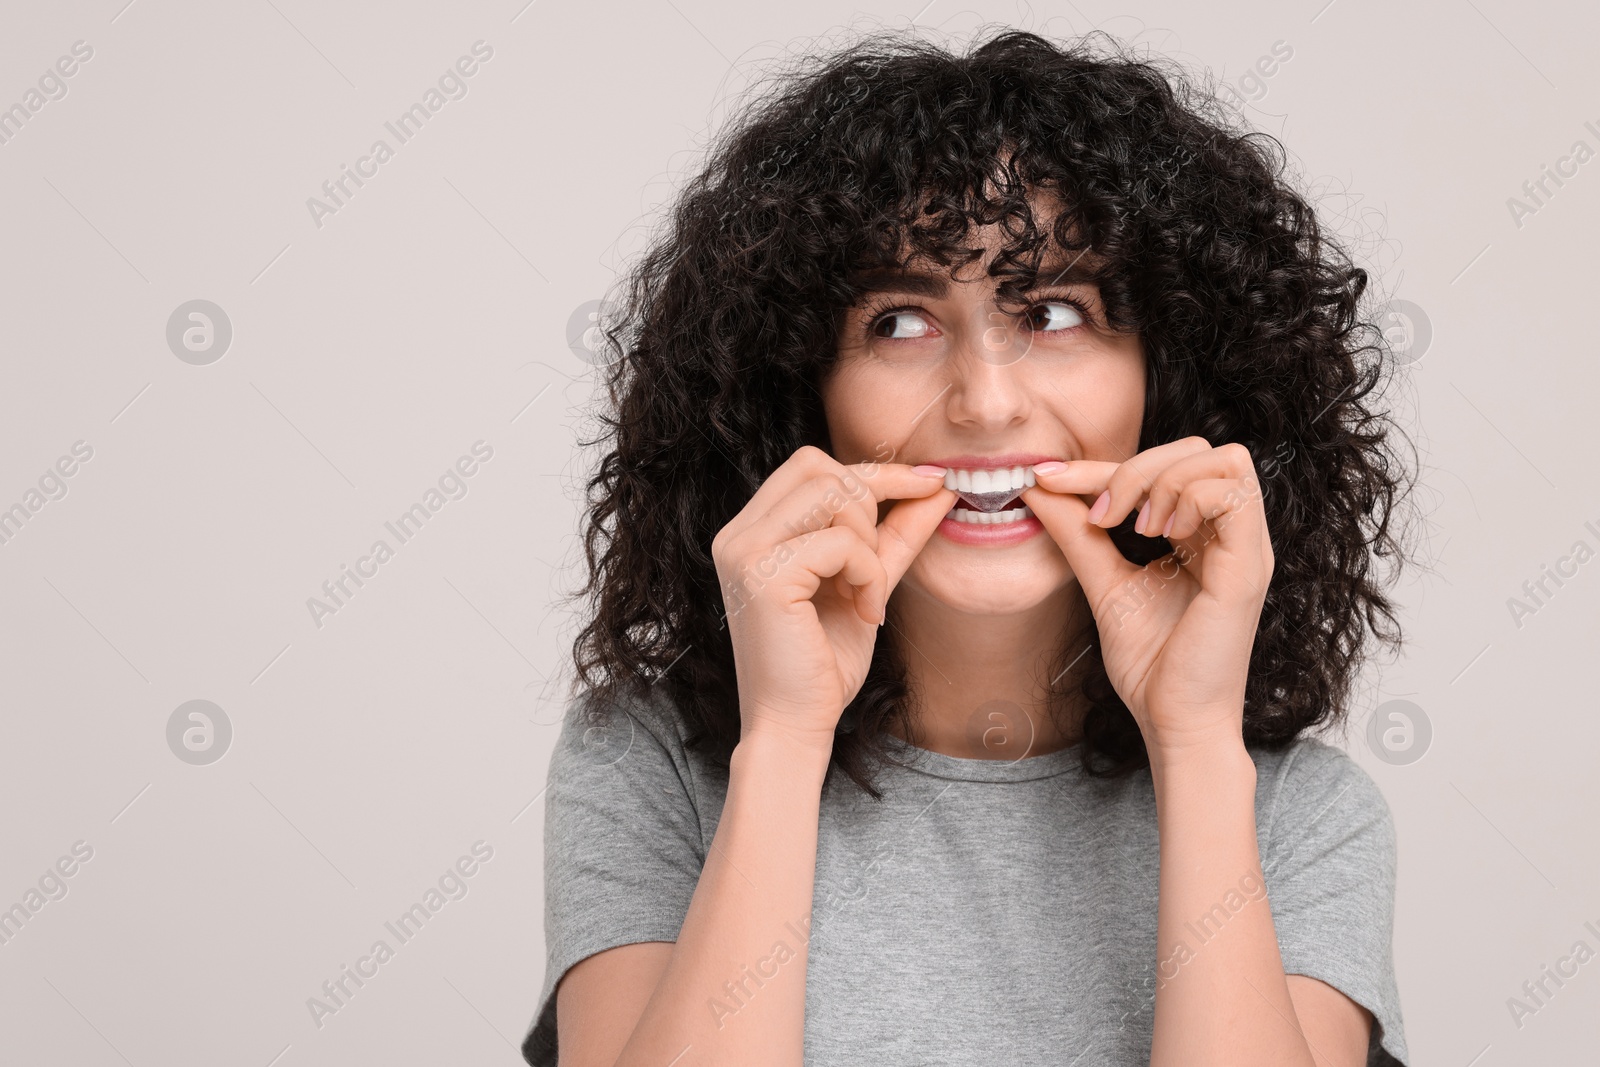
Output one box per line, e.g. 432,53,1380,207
900,543,1073,616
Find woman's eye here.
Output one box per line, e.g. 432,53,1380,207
871,309,933,339
1025,301,1085,332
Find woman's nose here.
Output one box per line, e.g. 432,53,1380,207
944,309,1033,429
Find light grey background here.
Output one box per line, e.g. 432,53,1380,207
1,0,1595,1064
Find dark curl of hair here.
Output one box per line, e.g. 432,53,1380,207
568,27,1417,796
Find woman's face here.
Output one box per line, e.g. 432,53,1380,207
823,223,1146,616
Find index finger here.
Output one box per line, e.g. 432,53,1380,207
1018,485,1137,606
1027,460,1120,499
876,487,958,591
725,447,943,545
843,460,953,504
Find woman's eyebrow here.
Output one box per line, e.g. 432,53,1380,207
847,268,947,298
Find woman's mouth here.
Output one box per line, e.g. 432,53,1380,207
942,464,1036,510
936,464,1045,545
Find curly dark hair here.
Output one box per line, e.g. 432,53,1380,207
564,26,1417,795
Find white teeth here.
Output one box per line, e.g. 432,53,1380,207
944,505,1036,525
936,465,1050,509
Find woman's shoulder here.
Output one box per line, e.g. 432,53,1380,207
549,682,727,805
1248,732,1397,860
560,681,695,754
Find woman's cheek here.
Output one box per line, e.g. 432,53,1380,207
825,361,927,460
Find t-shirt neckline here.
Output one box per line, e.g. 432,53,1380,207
876,730,1084,783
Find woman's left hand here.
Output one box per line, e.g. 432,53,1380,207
1018,438,1275,757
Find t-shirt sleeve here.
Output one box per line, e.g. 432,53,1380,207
521,691,708,1067
1258,739,1408,1066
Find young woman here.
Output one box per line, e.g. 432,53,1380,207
521,27,1414,1067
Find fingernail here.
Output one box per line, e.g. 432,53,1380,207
1087,490,1110,525
1135,499,1150,534
911,464,947,477
1161,513,1175,537
1032,461,1065,475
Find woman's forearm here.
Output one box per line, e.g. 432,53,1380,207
613,725,829,1067
1147,730,1317,1067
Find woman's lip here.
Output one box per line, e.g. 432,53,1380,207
920,453,1061,469
936,514,1045,546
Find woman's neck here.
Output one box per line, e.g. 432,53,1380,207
886,582,1089,760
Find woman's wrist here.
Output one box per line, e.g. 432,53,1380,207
733,720,835,789
1143,718,1255,794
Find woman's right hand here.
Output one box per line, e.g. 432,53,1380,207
711,446,954,757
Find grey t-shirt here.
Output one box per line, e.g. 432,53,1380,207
521,686,1408,1065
